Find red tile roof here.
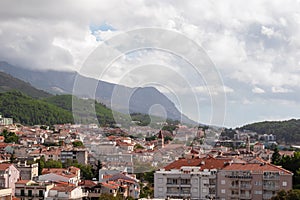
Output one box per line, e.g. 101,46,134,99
0,163,12,170
164,156,231,171
15,180,31,184
223,163,293,175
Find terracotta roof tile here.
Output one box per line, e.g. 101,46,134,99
164,156,231,171
223,163,293,175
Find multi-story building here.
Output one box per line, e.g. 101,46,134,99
217,163,293,200
0,163,20,195
60,148,88,165
154,156,231,200
15,161,39,180
15,180,54,200
0,115,13,126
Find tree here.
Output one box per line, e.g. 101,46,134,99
271,189,300,200
271,147,281,165
1,129,19,143
72,141,84,147
44,159,63,168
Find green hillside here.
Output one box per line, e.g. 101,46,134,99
0,91,73,125
0,71,51,99
44,95,116,126
239,119,300,144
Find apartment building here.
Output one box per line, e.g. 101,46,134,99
15,161,39,180
15,180,54,200
154,156,231,200
0,163,20,195
217,163,293,200
60,148,88,165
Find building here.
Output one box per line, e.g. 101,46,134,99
15,161,39,180
15,180,54,200
217,163,293,200
154,156,231,200
0,163,20,195
39,167,80,186
46,184,85,200
60,148,88,165
157,131,164,149
0,188,12,200
0,115,13,126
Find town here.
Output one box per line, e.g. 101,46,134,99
0,114,298,200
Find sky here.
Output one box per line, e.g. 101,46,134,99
1,0,300,127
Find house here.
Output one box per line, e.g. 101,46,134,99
217,162,293,200
15,180,54,200
39,167,80,186
0,163,20,195
107,173,140,199
46,184,85,200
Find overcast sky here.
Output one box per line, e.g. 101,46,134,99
1,0,300,127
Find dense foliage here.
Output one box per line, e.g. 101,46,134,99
271,189,300,200
0,91,73,125
0,129,19,143
44,95,115,126
272,151,300,188
240,119,300,144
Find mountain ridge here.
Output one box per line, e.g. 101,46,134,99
0,61,196,125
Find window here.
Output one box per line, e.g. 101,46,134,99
221,180,225,185
28,190,32,197
158,187,163,192
255,190,262,194
158,178,163,183
282,181,287,187
221,189,226,194
21,189,25,196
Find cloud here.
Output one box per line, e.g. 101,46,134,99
1,0,300,126
252,87,265,94
271,86,292,93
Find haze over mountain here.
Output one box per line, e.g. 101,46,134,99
0,61,196,125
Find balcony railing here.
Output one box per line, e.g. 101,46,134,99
263,176,280,180
225,175,252,179
240,184,252,189
263,185,279,190
240,194,252,199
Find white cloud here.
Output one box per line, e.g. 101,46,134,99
252,87,265,94
1,0,300,126
271,86,292,93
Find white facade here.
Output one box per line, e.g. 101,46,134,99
154,167,217,200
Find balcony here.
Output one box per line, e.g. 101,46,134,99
263,185,279,190
240,194,252,199
263,176,280,180
230,185,239,190
263,194,274,199
229,193,239,198
240,185,252,190
225,175,252,179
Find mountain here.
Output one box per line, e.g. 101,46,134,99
0,71,51,98
0,91,73,125
239,119,300,144
0,61,196,124
44,94,116,126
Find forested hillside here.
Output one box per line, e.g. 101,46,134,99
240,119,300,144
0,91,73,125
